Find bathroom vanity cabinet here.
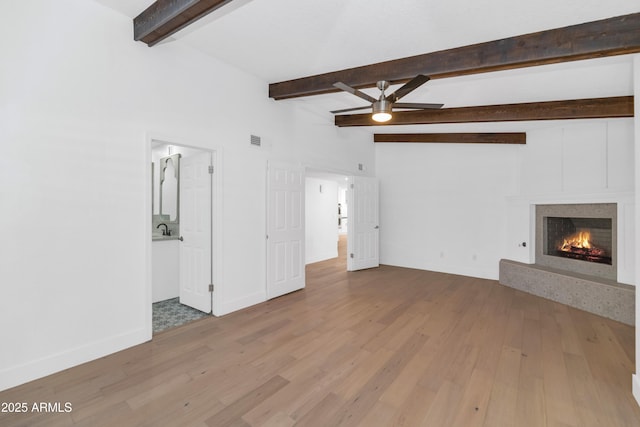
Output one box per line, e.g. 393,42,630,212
152,239,179,303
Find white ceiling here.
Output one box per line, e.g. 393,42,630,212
94,0,638,133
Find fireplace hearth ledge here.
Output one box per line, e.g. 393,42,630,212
499,259,634,325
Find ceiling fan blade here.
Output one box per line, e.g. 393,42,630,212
334,82,377,103
393,102,444,109
331,105,371,114
387,75,431,102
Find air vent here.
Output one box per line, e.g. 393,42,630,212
250,135,261,147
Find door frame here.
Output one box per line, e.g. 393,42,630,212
145,135,222,338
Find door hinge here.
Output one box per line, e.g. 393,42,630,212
350,253,354,258
209,284,214,292
208,165,214,174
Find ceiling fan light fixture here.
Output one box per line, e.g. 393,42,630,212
332,76,440,121
372,112,392,122
372,99,392,123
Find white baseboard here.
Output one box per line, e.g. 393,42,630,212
0,328,149,392
633,374,640,408
216,291,266,316
379,258,499,281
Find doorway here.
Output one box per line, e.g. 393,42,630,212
150,140,216,333
305,169,350,268
265,167,379,301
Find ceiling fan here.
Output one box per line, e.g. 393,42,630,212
331,74,443,123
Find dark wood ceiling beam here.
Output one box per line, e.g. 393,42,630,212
134,0,236,46
269,13,640,100
335,96,634,127
374,133,527,144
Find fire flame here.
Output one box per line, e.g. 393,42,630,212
560,231,592,251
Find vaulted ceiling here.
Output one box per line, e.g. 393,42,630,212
95,0,638,135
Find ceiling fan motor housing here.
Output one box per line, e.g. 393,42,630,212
372,98,393,122
373,99,392,115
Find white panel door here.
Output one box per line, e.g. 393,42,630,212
179,151,212,313
267,162,305,299
347,176,379,271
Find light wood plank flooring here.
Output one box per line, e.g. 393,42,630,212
1,235,639,426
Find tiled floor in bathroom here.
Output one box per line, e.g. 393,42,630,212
152,297,210,333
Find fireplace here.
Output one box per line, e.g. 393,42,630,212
545,217,612,264
535,203,616,281
499,201,632,325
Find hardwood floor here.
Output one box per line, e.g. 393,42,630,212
1,235,638,426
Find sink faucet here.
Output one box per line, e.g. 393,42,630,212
157,223,170,236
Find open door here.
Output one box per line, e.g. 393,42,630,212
179,151,212,313
266,162,305,299
347,176,379,271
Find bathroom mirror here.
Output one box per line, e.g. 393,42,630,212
159,154,181,223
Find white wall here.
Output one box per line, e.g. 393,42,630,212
632,54,640,408
376,143,520,279
0,0,374,391
305,178,339,264
376,118,635,281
